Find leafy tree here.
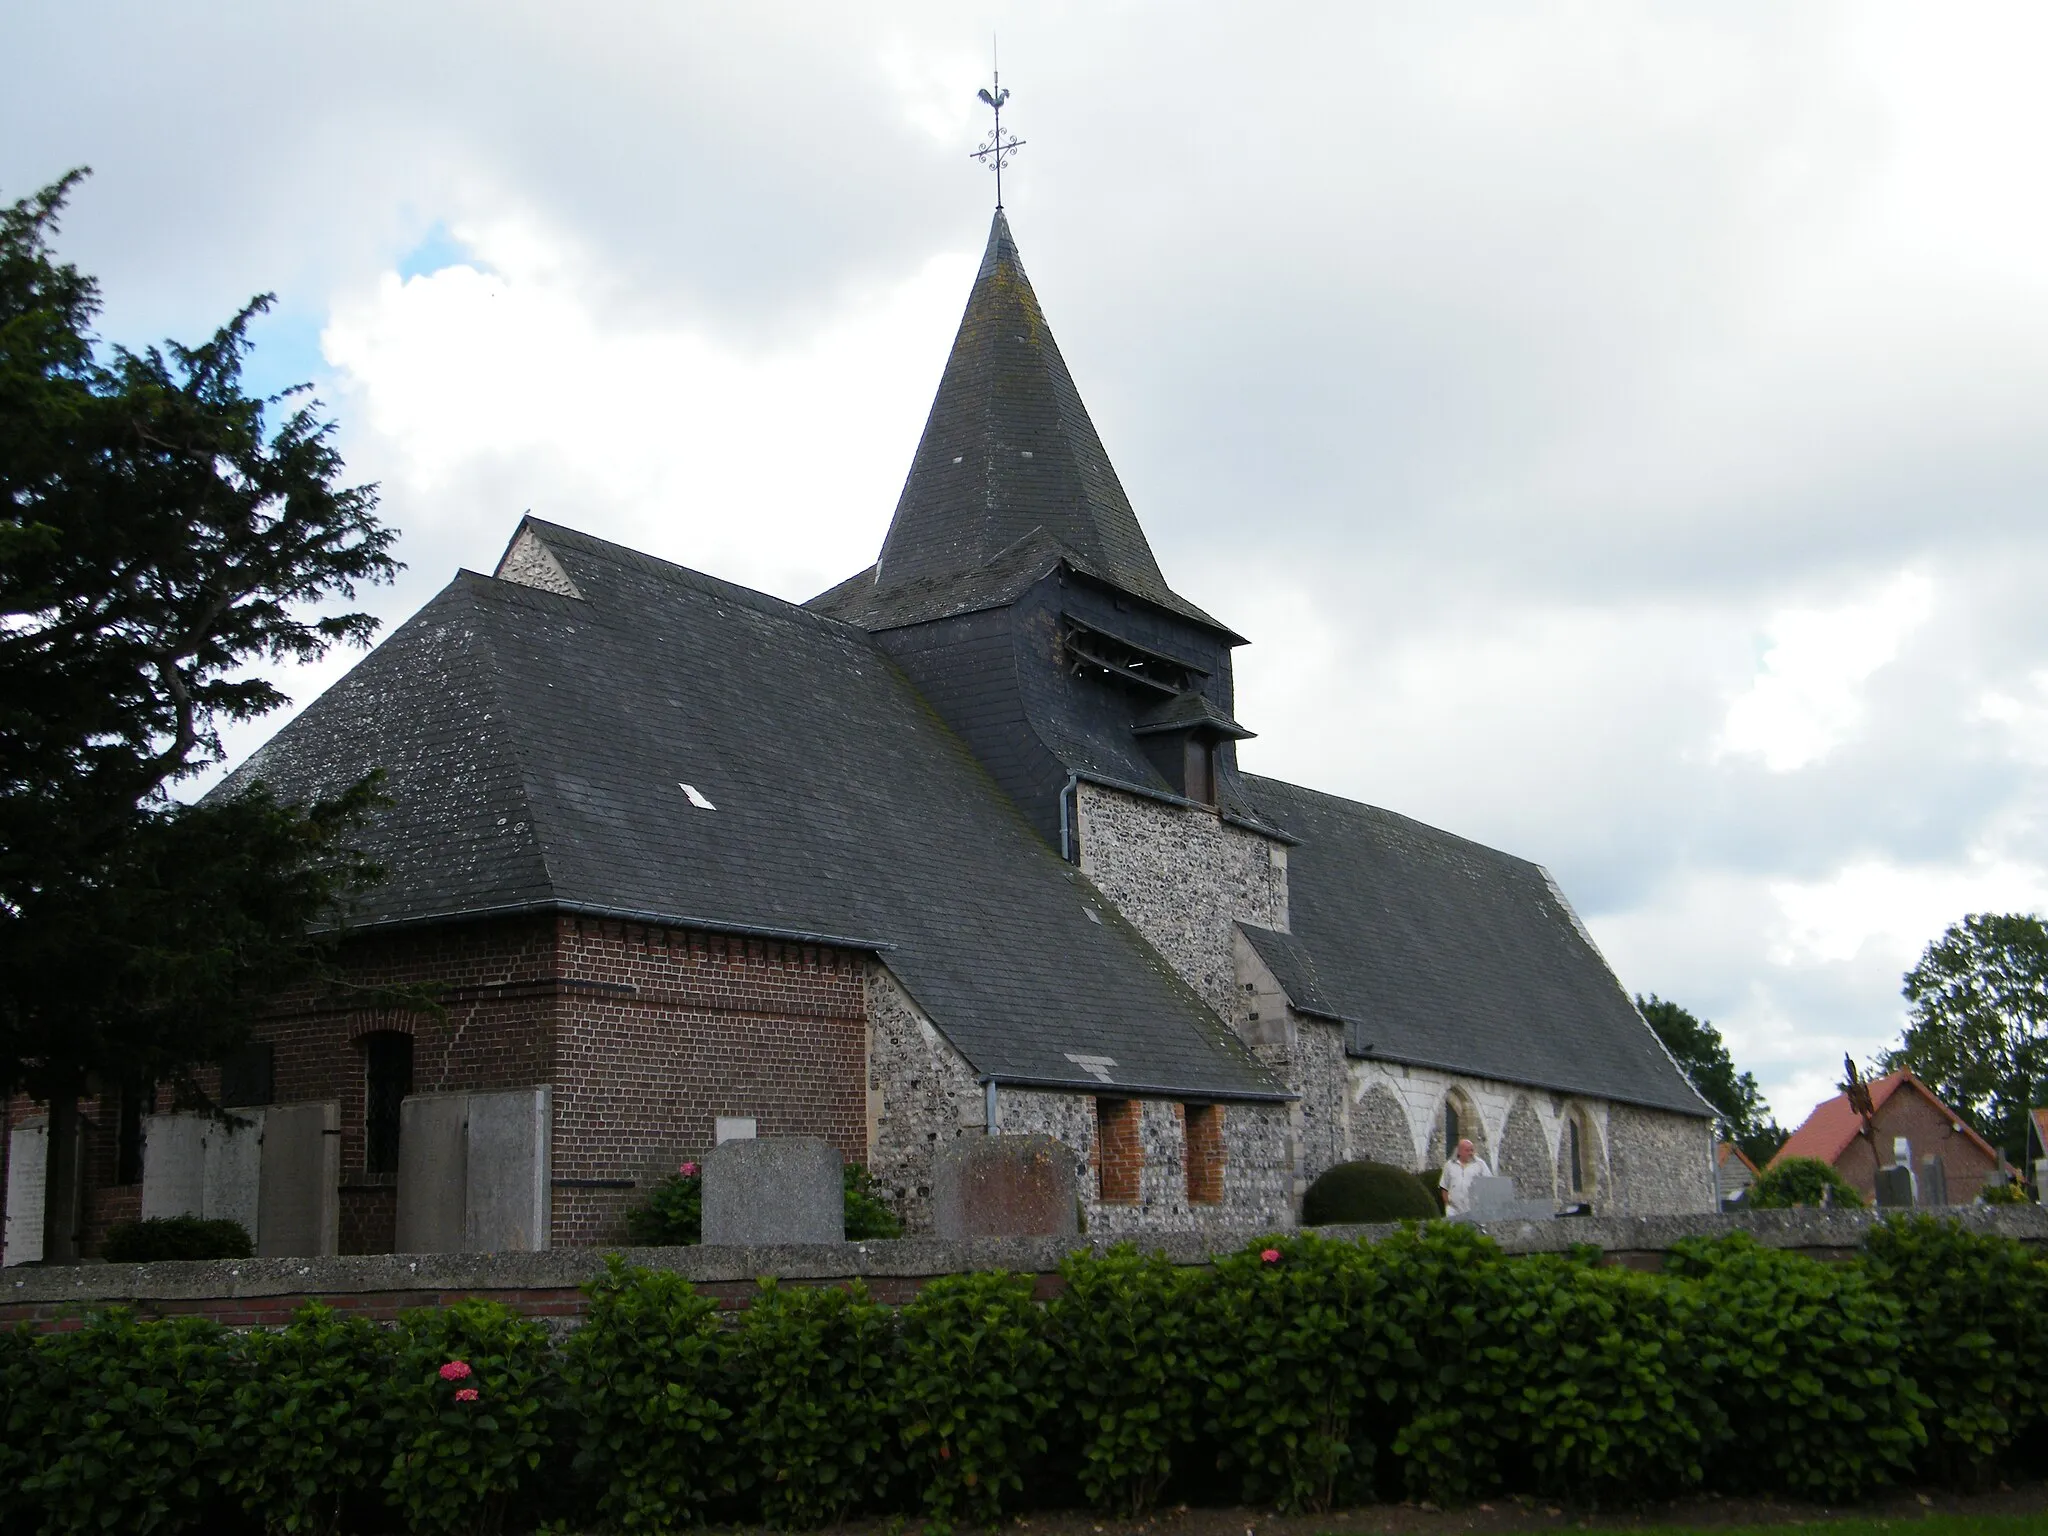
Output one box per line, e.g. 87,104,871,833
0,173,396,1150
1746,1156,1865,1210
1882,912,2048,1163
1635,994,1784,1163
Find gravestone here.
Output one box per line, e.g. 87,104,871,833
395,1093,469,1253
701,1136,843,1245
1874,1164,1916,1208
141,1110,263,1243
257,1102,340,1257
931,1134,1078,1239
1917,1155,1949,1208
2,1118,47,1267
141,1113,208,1222
1461,1175,1553,1222
465,1087,551,1252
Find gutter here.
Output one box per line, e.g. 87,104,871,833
317,898,894,954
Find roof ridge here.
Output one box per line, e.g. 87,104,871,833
1242,772,1540,872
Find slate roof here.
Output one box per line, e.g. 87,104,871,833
223,520,1285,1102
814,213,1227,636
1771,1070,2001,1168
1236,776,1712,1117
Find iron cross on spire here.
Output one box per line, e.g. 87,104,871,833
971,63,1025,209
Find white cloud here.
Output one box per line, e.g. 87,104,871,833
1716,572,1933,772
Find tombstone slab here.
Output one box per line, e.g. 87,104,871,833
141,1113,208,1222
396,1094,469,1253
1917,1156,1949,1208
258,1102,340,1257
931,1135,1078,1239
2,1119,47,1267
1874,1165,1916,1209
205,1111,264,1240
701,1136,843,1246
465,1087,551,1252
1461,1174,1553,1222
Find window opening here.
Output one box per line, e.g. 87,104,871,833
1184,1103,1224,1204
116,1081,149,1186
1444,1098,1462,1161
363,1032,413,1175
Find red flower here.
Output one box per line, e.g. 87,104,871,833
939,1446,951,1460
679,1161,700,1177
454,1387,479,1403
1260,1248,1281,1263
439,1360,473,1381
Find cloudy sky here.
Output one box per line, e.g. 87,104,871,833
8,2,2046,1126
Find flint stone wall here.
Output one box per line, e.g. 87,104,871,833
9,1205,2042,1332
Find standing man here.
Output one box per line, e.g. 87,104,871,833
1439,1137,1492,1218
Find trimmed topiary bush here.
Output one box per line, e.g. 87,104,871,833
1302,1160,1441,1225
1746,1156,1866,1209
100,1216,253,1262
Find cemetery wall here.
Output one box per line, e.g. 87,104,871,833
6,1204,2042,1332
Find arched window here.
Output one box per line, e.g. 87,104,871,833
1568,1117,1584,1194
362,1032,413,1175
1444,1097,1462,1160
1563,1107,1599,1200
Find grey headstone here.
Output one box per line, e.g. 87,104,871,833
931,1135,1078,1239
258,1102,339,1257
1874,1164,1916,1208
141,1113,208,1221
702,1136,843,1245
1917,1155,1949,1208
395,1093,469,1253
205,1111,264,1240
465,1087,551,1252
2,1118,46,1267
1461,1175,1553,1223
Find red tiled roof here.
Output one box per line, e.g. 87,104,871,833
2032,1107,2048,1157
1770,1069,2001,1169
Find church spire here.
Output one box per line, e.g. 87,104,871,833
872,210,1218,630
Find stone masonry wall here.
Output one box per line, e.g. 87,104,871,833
865,966,985,1232
998,1088,1294,1238
1075,782,1288,1024
1344,1055,1716,1216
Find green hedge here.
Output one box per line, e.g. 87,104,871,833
2,1217,2044,1532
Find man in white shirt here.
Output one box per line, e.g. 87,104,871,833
1439,1138,1492,1218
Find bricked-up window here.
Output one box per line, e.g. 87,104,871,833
1184,1103,1224,1204
363,1032,413,1175
1096,1097,1142,1204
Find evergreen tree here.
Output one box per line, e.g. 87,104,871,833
0,172,396,1129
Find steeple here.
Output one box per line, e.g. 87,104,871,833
870,211,1219,630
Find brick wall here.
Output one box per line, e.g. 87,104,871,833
1184,1104,1224,1205
549,917,867,1247
1094,1097,1142,1204
1831,1085,2001,1205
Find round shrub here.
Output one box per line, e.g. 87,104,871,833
1302,1160,1440,1225
101,1216,252,1262
1747,1156,1866,1210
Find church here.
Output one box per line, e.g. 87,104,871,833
4,210,1716,1263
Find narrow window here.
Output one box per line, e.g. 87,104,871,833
220,1042,275,1108
116,1081,149,1186
363,1032,413,1176
1184,1103,1225,1204
1568,1118,1584,1194
1096,1097,1141,1204
1444,1099,1462,1160
1183,736,1216,806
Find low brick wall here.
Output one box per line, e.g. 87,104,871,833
5,1205,2043,1331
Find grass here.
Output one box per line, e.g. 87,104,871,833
1646,1520,2045,1534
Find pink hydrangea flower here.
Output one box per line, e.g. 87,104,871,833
679,1161,700,1177
439,1360,472,1381
454,1387,479,1403
1260,1248,1281,1263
